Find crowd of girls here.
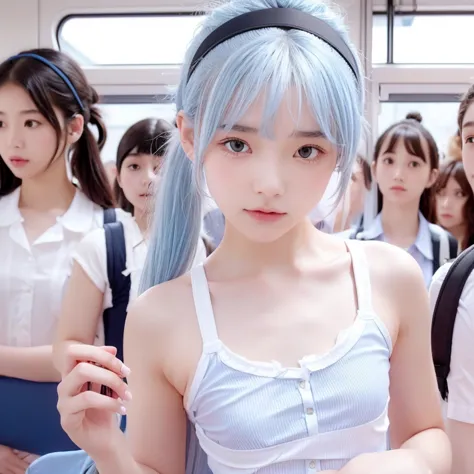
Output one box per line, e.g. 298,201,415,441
1,1,474,473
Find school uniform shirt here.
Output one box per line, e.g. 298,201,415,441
357,212,434,288
72,216,208,345
430,264,474,423
0,187,105,347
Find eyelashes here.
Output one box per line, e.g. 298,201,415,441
219,137,325,163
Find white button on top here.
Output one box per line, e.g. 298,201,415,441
306,407,314,415
309,460,316,469
299,380,306,389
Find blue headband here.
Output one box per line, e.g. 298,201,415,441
8,53,85,111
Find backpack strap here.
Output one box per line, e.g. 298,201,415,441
103,221,131,362
103,208,117,225
430,226,459,274
431,230,441,274
431,245,474,400
448,232,459,260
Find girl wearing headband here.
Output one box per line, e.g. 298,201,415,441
54,1,449,474
0,48,115,468
350,113,457,287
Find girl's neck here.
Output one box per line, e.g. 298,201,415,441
19,159,76,213
214,218,345,276
133,210,149,236
380,201,420,249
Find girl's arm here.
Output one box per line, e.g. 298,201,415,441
342,242,450,474
58,284,189,474
53,229,107,375
0,345,60,382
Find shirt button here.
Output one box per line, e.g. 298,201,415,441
299,381,306,389
306,407,314,415
309,460,316,469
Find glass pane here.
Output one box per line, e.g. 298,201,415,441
378,102,460,160
372,14,474,64
58,15,204,66
98,102,176,163
372,15,388,64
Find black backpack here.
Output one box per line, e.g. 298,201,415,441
431,245,474,400
102,209,131,363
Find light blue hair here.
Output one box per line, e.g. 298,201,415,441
140,0,365,292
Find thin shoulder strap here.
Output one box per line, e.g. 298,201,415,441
345,240,373,314
190,264,219,348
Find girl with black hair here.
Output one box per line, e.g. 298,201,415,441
351,113,457,287
53,118,207,375
0,48,114,469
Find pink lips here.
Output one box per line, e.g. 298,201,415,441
9,156,29,168
390,185,406,192
244,208,286,222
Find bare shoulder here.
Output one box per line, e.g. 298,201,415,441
353,240,428,337
124,272,202,392
357,239,426,293
126,273,197,345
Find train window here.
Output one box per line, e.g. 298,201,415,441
98,102,176,163
378,101,459,159
57,14,204,66
373,14,474,64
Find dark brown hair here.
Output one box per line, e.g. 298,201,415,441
434,159,474,251
114,118,173,213
447,131,462,161
373,112,439,222
458,84,474,133
0,48,114,207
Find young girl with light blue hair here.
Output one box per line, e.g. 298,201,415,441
40,1,449,473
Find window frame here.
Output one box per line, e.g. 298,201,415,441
373,10,474,65
56,12,205,68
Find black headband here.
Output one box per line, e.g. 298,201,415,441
187,8,359,83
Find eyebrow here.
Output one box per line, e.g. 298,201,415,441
221,123,326,139
0,109,41,116
462,120,474,129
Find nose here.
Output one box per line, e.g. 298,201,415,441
393,164,405,181
6,127,24,149
143,166,156,186
251,156,285,197
441,196,450,209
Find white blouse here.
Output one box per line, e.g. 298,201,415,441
0,187,104,347
72,214,208,345
430,263,474,424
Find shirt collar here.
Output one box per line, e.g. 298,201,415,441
362,212,433,260
360,213,384,240
0,187,97,233
130,216,145,249
0,187,23,227
56,190,97,233
414,213,433,260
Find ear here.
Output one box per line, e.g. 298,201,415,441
426,167,439,189
370,160,378,184
176,111,195,162
66,114,85,145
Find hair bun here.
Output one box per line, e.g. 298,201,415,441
406,112,423,123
